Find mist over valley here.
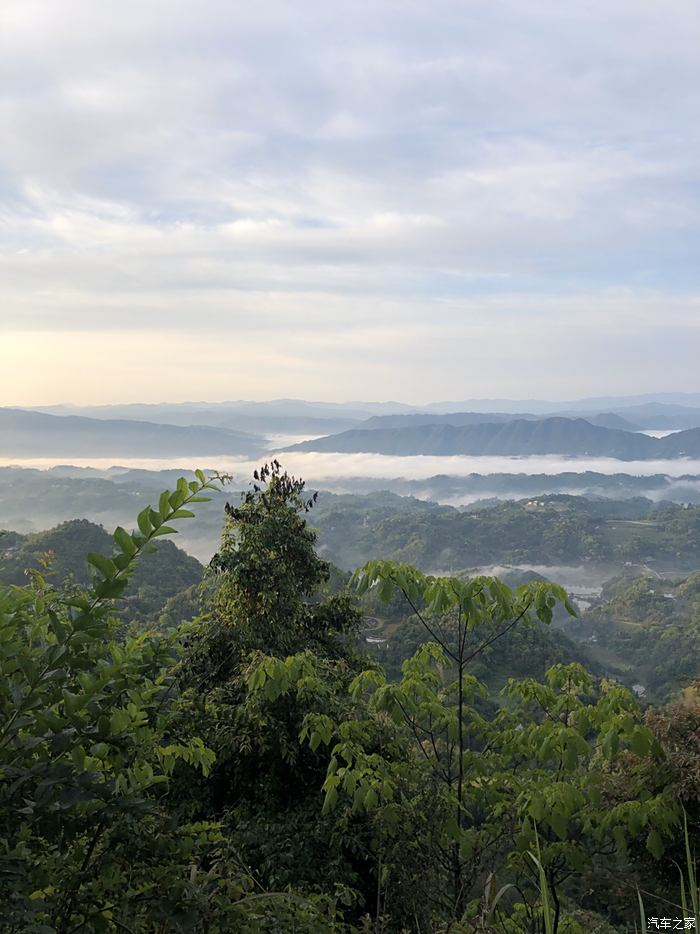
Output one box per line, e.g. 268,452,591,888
6,393,700,713
4,0,700,921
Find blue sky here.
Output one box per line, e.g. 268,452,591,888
0,0,698,403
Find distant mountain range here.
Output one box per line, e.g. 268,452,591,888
5,396,700,462
0,408,264,457
404,392,700,415
590,403,700,431
284,417,700,460
32,403,360,435
33,399,411,422
27,395,700,433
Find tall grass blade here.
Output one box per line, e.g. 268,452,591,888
683,808,699,917
529,830,555,934
637,888,647,933
680,867,688,920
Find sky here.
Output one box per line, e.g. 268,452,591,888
1,0,699,405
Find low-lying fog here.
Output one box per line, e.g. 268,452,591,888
637,429,683,439
4,451,700,483
468,564,610,595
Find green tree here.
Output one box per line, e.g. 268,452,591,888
207,459,359,658
0,473,222,931
254,562,673,931
4,461,692,932
175,463,374,919
1,470,355,932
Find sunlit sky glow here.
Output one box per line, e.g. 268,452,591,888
1,0,699,404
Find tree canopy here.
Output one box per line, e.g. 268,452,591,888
0,464,695,932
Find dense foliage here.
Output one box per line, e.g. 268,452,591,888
0,474,221,932
561,570,700,702
5,465,700,569
1,465,697,931
313,495,700,572
0,519,203,628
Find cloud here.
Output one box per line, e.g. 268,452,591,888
0,0,698,402
4,451,700,485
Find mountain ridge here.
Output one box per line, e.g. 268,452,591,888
0,408,264,457
283,417,700,460
361,411,641,432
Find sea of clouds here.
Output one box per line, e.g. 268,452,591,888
4,451,700,484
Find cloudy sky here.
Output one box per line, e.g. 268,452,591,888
1,0,699,404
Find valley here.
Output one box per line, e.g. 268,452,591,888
3,456,700,703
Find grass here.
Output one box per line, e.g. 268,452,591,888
529,831,555,934
636,808,698,931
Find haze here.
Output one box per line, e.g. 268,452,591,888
4,452,700,483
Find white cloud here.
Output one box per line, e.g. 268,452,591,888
4,451,700,485
0,0,698,402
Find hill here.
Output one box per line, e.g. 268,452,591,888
577,412,642,431
31,403,359,435
612,402,700,431
361,411,640,431
29,397,700,435
360,411,540,429
4,467,700,566
0,408,264,457
311,492,681,571
284,417,700,459
0,518,204,625
560,570,700,701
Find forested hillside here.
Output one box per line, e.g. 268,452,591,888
286,417,700,458
561,570,700,702
5,466,700,569
2,465,699,932
0,519,203,626
360,411,641,431
313,494,700,572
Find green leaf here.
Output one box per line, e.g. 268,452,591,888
42,668,67,682
137,508,152,536
646,828,664,859
159,490,171,518
48,613,68,641
549,809,568,840
529,797,545,821
112,553,131,572
562,743,579,771
322,786,338,815
113,526,137,557
61,689,80,715
630,727,651,757
169,490,185,510
149,508,162,530
87,553,117,580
